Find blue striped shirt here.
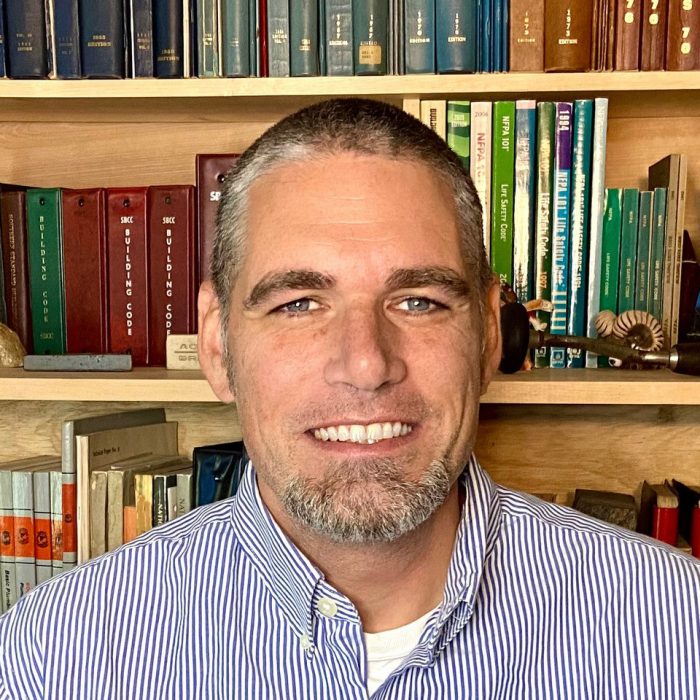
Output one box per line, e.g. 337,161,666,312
1,456,699,699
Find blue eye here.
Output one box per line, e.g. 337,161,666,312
398,297,440,312
277,298,319,314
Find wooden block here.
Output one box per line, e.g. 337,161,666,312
166,335,200,370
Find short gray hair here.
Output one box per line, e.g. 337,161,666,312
210,98,491,329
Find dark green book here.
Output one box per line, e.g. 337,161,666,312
617,188,640,314
599,189,623,314
446,101,470,171
222,0,251,76
290,0,320,75
404,0,435,72
25,189,66,354
635,190,653,312
533,101,555,369
490,100,516,286
648,187,667,323
324,0,353,74
353,0,388,74
197,0,221,76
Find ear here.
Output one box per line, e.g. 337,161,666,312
197,280,236,403
480,279,502,394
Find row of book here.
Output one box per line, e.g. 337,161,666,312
0,153,238,365
0,406,249,612
407,98,690,368
1,0,697,79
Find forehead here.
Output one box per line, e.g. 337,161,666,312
240,153,465,283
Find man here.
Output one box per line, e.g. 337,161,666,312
1,98,699,699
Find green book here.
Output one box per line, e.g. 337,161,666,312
617,188,640,314
446,101,470,172
25,188,66,354
533,101,555,369
634,190,653,312
599,188,623,316
490,100,516,286
648,187,667,323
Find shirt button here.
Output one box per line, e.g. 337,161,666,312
316,597,338,618
300,634,312,650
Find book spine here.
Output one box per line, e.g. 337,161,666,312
435,0,477,73
318,0,326,73
670,157,688,346
49,469,62,576
0,191,33,353
566,99,594,368
147,186,197,367
62,189,110,354
512,99,536,304
129,0,155,76
26,188,67,355
478,0,491,71
290,0,320,75
640,0,667,70
666,0,700,70
61,421,77,571
89,471,108,558
692,507,700,559
508,0,543,71
135,473,153,536
197,0,221,75
0,0,6,77
222,0,251,75
267,0,290,75
4,0,48,77
405,0,435,73
584,98,609,368
501,0,508,70
153,0,185,76
12,471,36,601
549,102,573,369
533,101,555,368
32,470,52,586
491,0,501,71
107,188,150,366
0,471,16,612
257,0,267,75
353,0,388,74
53,0,81,77
614,0,642,69
635,190,653,312
544,0,593,71
470,102,492,263
651,505,679,546
324,0,353,74
617,188,640,314
599,188,623,325
648,187,667,323
446,100,470,172
152,474,168,527
490,100,516,286
420,99,446,139
167,475,178,521
79,0,125,77
176,471,192,518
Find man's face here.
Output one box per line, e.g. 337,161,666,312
201,152,500,543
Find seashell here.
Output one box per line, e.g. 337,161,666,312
612,310,664,351
0,323,26,367
594,310,617,338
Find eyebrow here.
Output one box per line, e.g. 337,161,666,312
243,270,336,309
385,266,472,299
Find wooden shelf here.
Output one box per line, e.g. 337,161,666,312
1,72,699,100
1,368,699,404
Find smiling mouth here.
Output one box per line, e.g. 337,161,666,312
312,422,413,445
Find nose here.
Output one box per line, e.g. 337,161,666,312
323,306,407,392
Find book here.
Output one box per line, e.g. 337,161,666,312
512,99,536,304
435,0,477,73
12,468,40,600
49,468,62,576
147,185,197,367
0,189,33,353
324,0,353,74
53,0,81,78
353,0,389,75
648,187,667,323
61,408,166,570
492,0,504,72
62,189,109,355
0,0,6,78
617,188,640,315
222,0,251,75
26,188,67,355
490,101,516,286
153,0,185,76
420,100,447,139
446,101,470,172
508,0,543,71
635,190,653,312
533,101,555,369
290,0,320,75
544,0,593,72
479,0,492,72
572,489,638,531
193,441,248,506
79,0,125,77
566,99,593,368
106,187,150,366
176,470,193,518
405,0,434,73
197,0,221,76
599,188,623,320
196,153,240,286
614,0,641,70
75,420,179,563
584,98,609,368
549,102,573,369
267,0,290,75
128,0,155,77
640,0,667,70
470,102,492,261
666,0,699,70
638,480,679,546
671,480,700,558
32,469,53,585
4,0,49,77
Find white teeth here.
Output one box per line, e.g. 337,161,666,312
314,429,322,440
337,426,350,442
312,422,413,444
366,424,383,444
382,422,393,439
327,426,338,441
392,422,402,437
350,425,365,443
400,424,409,436
319,427,329,441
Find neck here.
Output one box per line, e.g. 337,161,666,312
263,482,462,633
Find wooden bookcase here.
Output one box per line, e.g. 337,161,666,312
1,73,699,503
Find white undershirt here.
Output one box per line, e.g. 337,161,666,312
363,608,436,696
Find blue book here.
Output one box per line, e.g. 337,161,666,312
290,0,320,75
512,99,537,305
197,0,221,76
267,0,291,75
128,0,155,77
549,102,573,369
153,0,184,77
491,0,501,71
5,0,48,77
635,190,654,313
405,0,435,73
53,0,81,78
79,0,125,77
501,0,508,70
324,0,353,74
436,0,477,72
222,0,251,75
353,0,389,74
566,99,594,368
479,0,490,71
